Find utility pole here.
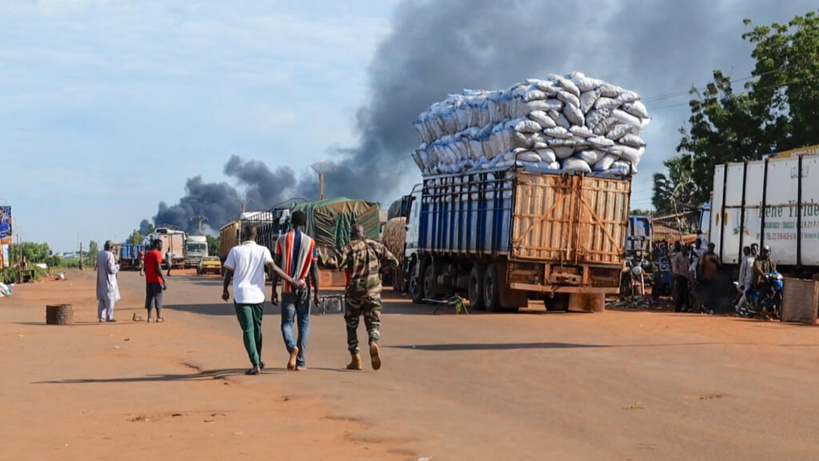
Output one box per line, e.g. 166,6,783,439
309,162,336,201
234,198,255,215
192,215,208,234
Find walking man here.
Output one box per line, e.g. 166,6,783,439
272,211,320,371
144,239,167,322
96,241,121,322
165,248,173,276
337,224,399,371
222,225,303,375
138,248,145,276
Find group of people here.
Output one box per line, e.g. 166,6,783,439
668,238,777,314
735,244,777,314
221,210,399,375
95,239,168,323
96,210,399,375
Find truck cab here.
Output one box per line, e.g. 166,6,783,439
185,235,208,268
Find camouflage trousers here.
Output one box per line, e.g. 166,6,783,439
344,295,382,353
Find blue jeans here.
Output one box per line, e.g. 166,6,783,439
281,291,311,367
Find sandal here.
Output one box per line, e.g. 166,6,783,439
245,366,260,375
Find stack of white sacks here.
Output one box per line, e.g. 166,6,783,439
411,72,650,176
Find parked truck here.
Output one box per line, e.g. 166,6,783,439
399,167,631,312
710,152,819,273
144,228,186,268
184,235,208,268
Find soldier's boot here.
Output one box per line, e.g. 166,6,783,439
346,352,363,370
369,343,382,371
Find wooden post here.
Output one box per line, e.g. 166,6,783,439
319,173,325,201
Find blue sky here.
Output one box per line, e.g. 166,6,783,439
3,0,815,252
1,0,395,251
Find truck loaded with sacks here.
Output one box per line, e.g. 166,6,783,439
401,72,650,311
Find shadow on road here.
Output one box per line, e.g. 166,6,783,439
35,368,256,384
389,342,609,351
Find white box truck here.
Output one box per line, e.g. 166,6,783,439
710,153,819,271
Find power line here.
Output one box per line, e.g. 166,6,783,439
640,66,787,104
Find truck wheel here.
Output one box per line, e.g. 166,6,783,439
423,265,436,299
197,268,202,275
469,265,486,311
410,263,424,304
484,264,501,312
546,293,570,312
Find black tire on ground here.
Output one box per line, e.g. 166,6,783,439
423,265,436,300
410,263,424,304
545,293,570,312
469,265,487,311
484,264,501,312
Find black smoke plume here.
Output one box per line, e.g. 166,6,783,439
148,1,817,232
149,156,315,234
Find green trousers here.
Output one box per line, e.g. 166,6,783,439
234,302,264,366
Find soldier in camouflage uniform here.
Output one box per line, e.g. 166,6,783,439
338,224,399,370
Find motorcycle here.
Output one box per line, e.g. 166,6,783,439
736,272,784,320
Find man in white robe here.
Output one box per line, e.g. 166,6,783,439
96,241,121,322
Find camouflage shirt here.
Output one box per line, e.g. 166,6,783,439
339,238,399,301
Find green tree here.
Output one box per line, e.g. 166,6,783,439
630,209,652,216
148,223,156,234
652,156,698,216
206,235,220,257
87,241,99,267
677,10,819,204
10,242,51,263
127,229,144,245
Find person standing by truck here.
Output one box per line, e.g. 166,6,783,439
337,224,399,371
735,246,756,313
138,248,145,276
165,248,173,276
272,210,320,372
96,241,121,322
145,239,167,322
671,242,689,312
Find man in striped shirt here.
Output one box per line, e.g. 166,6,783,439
273,211,320,371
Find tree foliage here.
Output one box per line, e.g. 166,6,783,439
87,241,99,266
652,156,699,216
206,235,220,257
676,10,819,205
127,229,144,246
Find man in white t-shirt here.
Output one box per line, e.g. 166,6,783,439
222,225,303,375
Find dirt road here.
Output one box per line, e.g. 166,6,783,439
2,270,819,460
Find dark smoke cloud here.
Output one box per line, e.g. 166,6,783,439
319,0,817,200
148,156,316,234
151,1,817,229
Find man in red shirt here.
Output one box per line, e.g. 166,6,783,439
144,239,168,322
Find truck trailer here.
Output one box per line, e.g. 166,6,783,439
401,167,631,312
710,153,819,272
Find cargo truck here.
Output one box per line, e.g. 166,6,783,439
401,167,631,312
710,153,819,274
184,235,208,268
144,228,186,268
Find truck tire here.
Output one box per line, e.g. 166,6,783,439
423,265,436,299
546,293,570,312
484,264,502,312
410,263,424,304
469,265,486,311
